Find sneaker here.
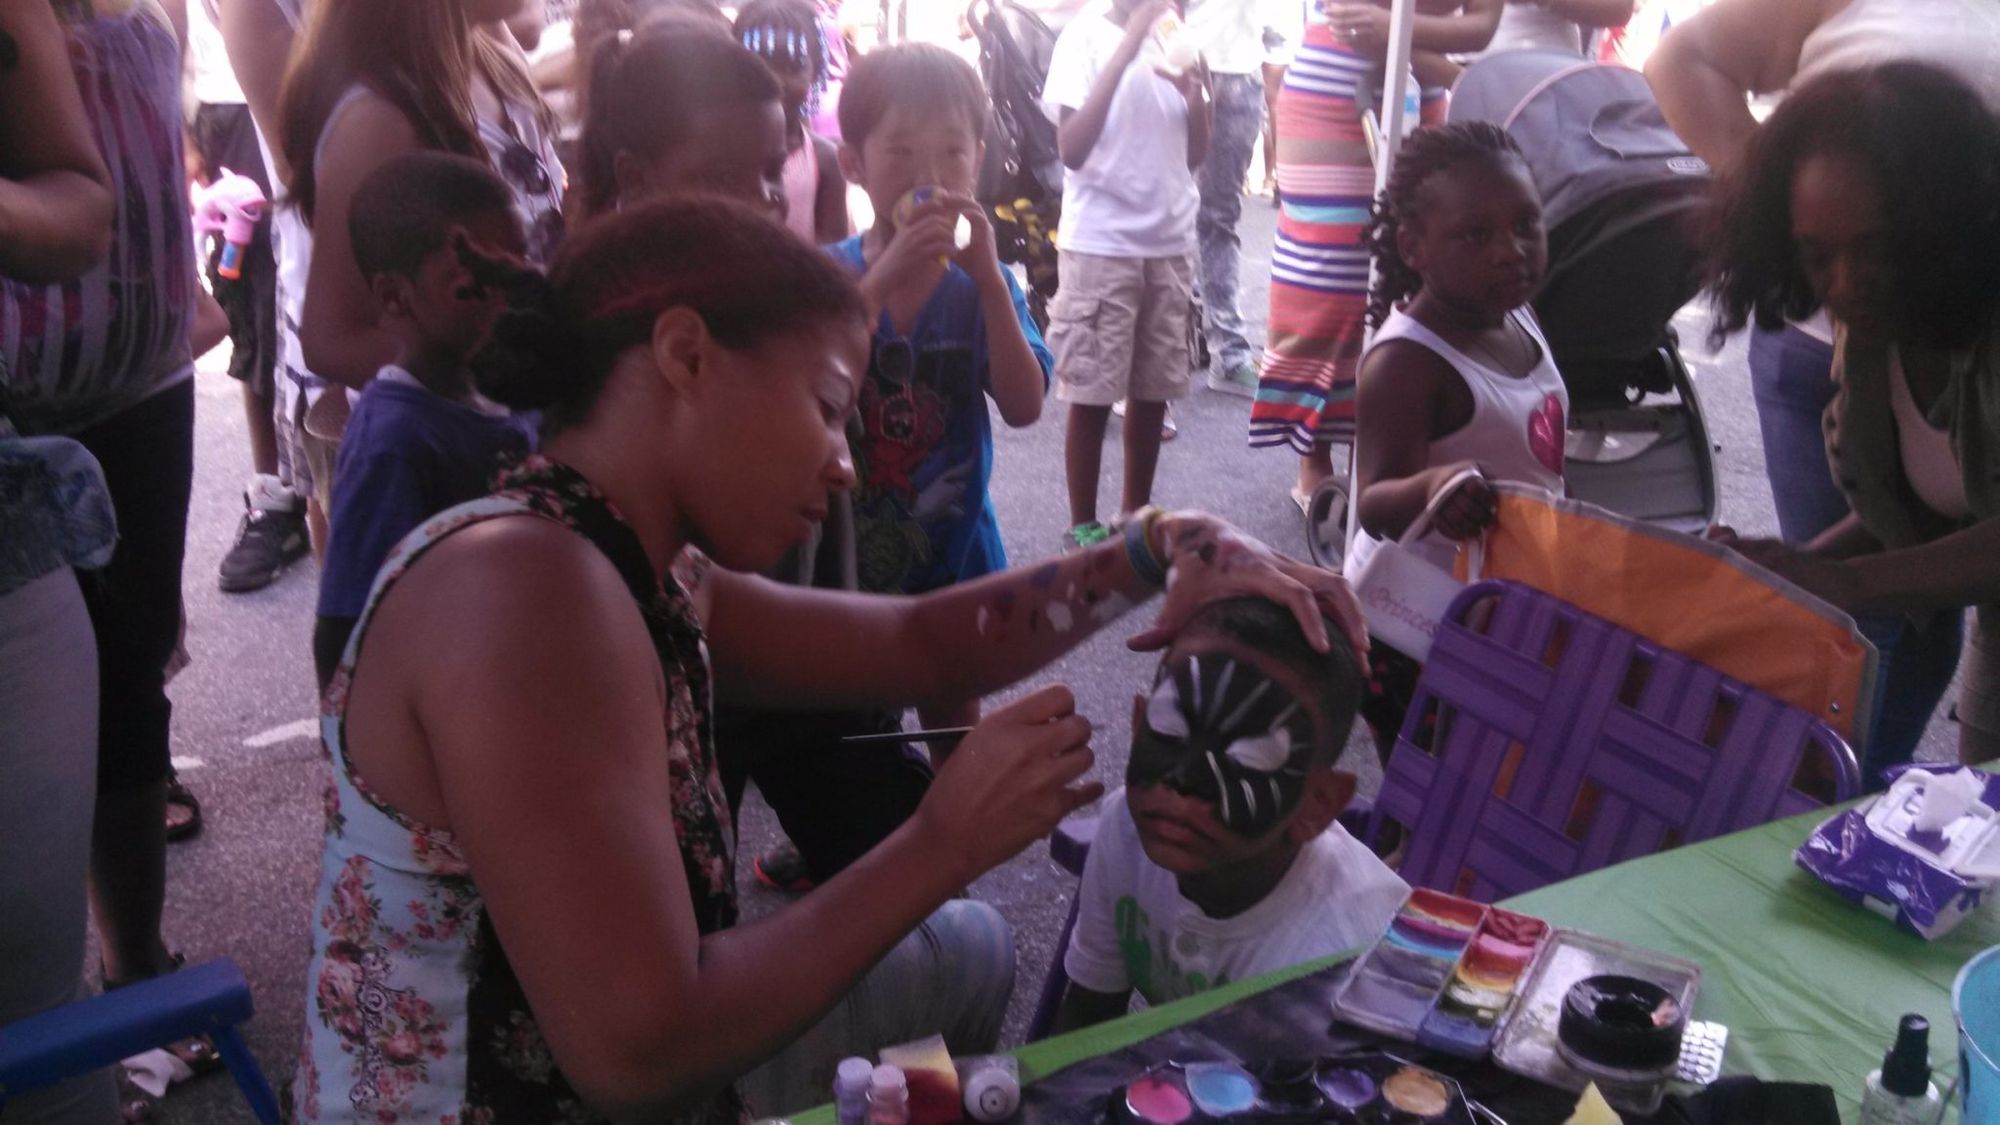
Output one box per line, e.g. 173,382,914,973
218,493,308,592
1063,521,1113,551
753,843,816,893
1206,360,1260,399
1112,400,1178,441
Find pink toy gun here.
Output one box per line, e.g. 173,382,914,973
192,169,268,280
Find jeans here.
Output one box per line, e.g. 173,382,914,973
1857,610,1964,789
0,569,119,1124
70,379,195,794
1748,325,1848,543
1749,324,1964,784
1196,72,1268,374
737,899,1015,1117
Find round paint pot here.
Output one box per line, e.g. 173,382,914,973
1250,1060,1325,1114
1315,1065,1379,1111
1381,1065,1453,1117
1125,1067,1194,1124
1557,974,1687,1076
1184,1063,1258,1116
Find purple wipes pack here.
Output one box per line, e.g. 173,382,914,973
1795,764,2000,939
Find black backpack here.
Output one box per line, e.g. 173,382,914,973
969,0,1066,326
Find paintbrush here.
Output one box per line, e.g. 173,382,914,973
839,726,975,746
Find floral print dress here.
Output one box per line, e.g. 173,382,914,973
296,457,743,1125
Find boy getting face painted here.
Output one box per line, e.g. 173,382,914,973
1053,597,1409,1031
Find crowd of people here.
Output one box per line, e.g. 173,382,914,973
2,0,1999,1121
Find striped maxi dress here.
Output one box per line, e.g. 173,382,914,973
1251,22,1444,454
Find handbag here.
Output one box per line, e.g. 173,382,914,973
1347,468,1487,661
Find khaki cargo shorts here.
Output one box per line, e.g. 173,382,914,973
1049,249,1195,407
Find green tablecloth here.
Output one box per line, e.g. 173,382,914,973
1505,805,1999,1121
792,806,1999,1123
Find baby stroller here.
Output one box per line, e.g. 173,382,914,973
1449,51,1718,534
1304,53,1717,568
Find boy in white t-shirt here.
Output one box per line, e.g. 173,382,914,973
1053,596,1408,1030
1041,0,1212,550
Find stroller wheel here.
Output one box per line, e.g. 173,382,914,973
1302,476,1351,572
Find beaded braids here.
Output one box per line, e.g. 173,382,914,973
1359,122,1526,329
734,0,828,94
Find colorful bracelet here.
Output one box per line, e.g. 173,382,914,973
1123,505,1170,588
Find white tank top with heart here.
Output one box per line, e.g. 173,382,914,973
1347,306,1568,574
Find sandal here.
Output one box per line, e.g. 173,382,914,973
165,772,201,844
105,954,225,1082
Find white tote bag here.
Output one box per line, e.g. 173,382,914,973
1346,469,1486,661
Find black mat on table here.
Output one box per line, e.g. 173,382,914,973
1015,961,1838,1125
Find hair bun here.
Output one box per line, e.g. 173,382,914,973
464,249,582,413
473,304,584,412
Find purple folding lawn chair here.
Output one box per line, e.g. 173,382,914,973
1369,580,1861,902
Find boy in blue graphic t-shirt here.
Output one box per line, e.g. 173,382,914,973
831,42,1053,739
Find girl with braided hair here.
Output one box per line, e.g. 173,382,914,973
735,0,851,244
1345,121,1567,762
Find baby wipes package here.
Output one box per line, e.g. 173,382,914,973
1796,765,2000,938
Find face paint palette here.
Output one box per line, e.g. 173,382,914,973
1109,1055,1477,1124
1331,890,1550,1060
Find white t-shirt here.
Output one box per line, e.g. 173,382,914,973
1064,789,1409,1006
1041,10,1199,259
189,0,245,105
1184,0,1266,76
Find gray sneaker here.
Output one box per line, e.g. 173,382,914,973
1206,360,1260,398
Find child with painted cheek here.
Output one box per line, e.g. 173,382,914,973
1052,597,1409,1031
1347,122,1568,768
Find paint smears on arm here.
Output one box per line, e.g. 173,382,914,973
971,549,1146,643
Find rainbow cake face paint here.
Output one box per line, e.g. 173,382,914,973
1333,890,1553,1058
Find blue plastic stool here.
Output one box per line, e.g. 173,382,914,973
0,958,281,1124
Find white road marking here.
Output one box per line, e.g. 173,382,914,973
169,756,205,772
243,717,318,748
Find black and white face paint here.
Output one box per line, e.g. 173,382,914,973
1126,653,1320,838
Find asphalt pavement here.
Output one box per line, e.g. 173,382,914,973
144,191,1958,1121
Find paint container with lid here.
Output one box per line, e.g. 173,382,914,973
956,1055,1020,1123
891,186,973,257
834,1056,875,1125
